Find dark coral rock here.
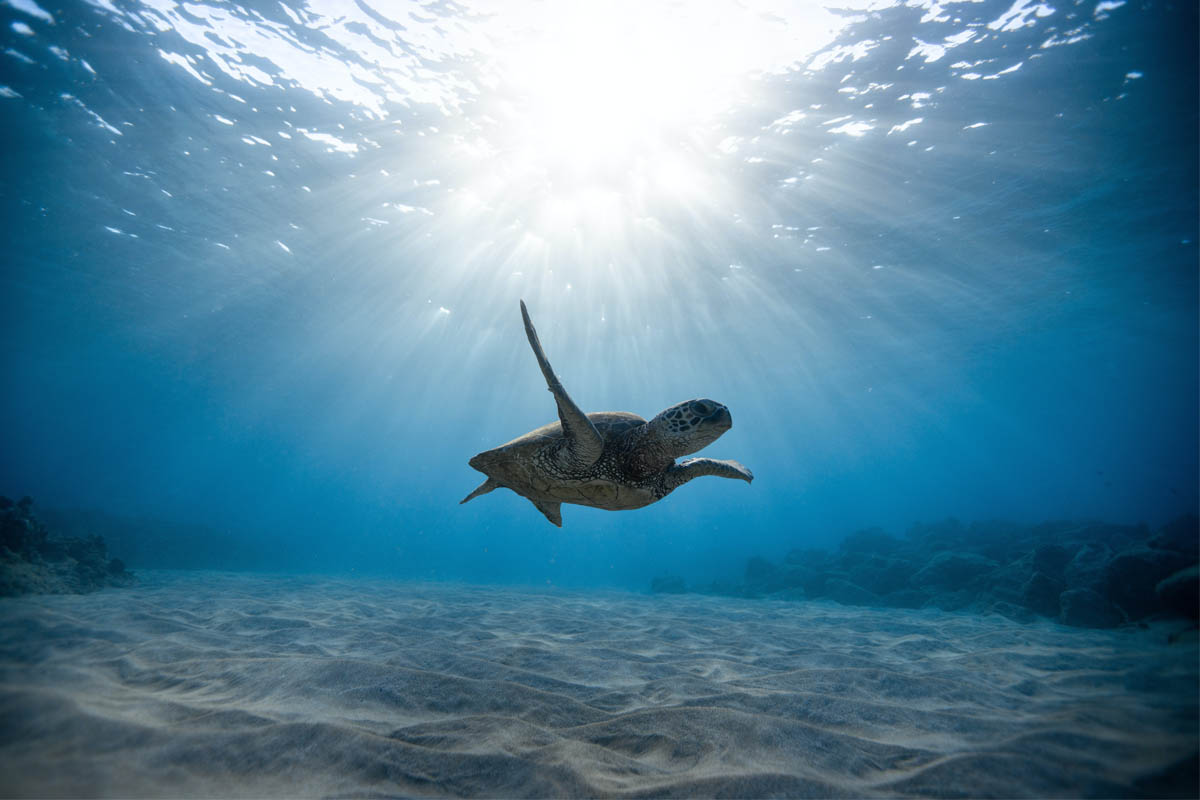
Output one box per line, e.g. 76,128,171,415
1059,588,1123,628
1064,543,1113,594
987,601,1036,623
1149,515,1200,562
728,518,1198,628
1085,522,1151,549
988,552,1042,607
912,551,998,591
1155,566,1199,620
923,589,980,612
823,578,878,607
1031,544,1072,579
0,501,48,556
1021,571,1065,618
970,520,1036,563
851,556,917,596
797,570,830,598
1106,547,1194,620
0,496,132,597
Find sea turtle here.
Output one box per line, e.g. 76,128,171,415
460,300,753,527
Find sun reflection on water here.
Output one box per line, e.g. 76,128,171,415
1,0,1139,400
464,0,848,236
1,0,1179,536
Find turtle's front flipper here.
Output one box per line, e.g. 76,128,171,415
663,458,754,494
520,300,604,471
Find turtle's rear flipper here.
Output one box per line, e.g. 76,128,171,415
530,498,562,527
460,477,499,504
520,300,604,471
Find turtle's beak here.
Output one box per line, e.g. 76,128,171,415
707,406,732,431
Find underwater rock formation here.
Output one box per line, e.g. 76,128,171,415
671,515,1199,630
0,496,133,597
1059,588,1124,629
1156,566,1199,620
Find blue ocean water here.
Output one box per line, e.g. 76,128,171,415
0,0,1195,590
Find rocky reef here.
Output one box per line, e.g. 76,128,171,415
655,516,1199,630
0,496,133,597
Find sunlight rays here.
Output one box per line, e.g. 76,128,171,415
79,0,1113,442
456,0,850,249
493,3,720,184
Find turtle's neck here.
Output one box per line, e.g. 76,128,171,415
622,423,675,481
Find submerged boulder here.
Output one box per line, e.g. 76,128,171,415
823,578,878,607
719,516,1200,627
1148,515,1199,562
923,589,980,613
1106,547,1194,620
844,554,916,596
1020,572,1065,618
986,600,1036,623
1031,543,1072,579
1155,566,1199,620
1059,588,1123,629
912,552,998,591
1064,543,1113,594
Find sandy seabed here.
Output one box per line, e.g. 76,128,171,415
0,571,1195,799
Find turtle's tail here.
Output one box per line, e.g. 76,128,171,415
460,477,500,504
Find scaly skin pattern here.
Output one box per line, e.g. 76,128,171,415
533,422,672,508
473,414,663,511
462,302,751,526
469,401,736,512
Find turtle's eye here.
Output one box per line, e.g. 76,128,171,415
691,400,713,415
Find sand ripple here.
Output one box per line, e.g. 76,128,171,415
0,572,1194,798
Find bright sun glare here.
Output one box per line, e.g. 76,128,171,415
502,8,717,177
467,1,842,230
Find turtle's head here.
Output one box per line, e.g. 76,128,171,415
648,398,732,458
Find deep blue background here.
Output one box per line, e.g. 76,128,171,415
1,0,1195,588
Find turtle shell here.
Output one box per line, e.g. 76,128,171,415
468,411,656,510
